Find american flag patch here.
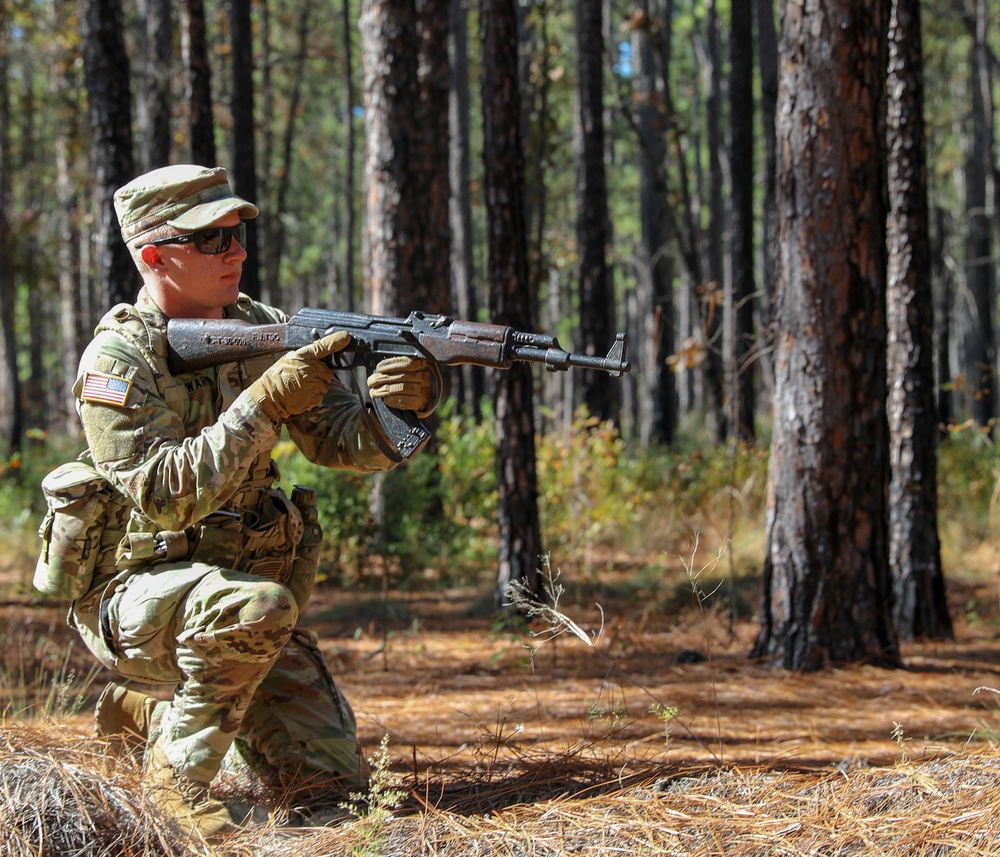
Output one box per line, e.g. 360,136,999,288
81,371,133,406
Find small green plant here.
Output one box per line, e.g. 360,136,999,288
586,699,630,731
341,734,406,857
650,703,680,744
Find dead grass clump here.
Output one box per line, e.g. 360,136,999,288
0,720,183,857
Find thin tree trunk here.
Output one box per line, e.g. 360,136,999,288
703,0,726,441
755,0,778,368
136,0,172,171
342,0,357,310
730,0,755,441
574,0,619,424
448,0,483,414
79,0,135,312
0,2,23,456
360,0,420,315
481,0,544,608
965,0,995,432
633,1,676,446
412,0,452,317
230,0,259,300
180,0,216,166
931,205,953,433
886,0,952,641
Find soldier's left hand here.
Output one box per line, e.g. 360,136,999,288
367,356,442,418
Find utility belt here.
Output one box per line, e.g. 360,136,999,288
114,485,322,585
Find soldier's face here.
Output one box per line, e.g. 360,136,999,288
156,211,247,316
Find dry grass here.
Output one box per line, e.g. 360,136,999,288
4,560,1000,855
4,719,1000,856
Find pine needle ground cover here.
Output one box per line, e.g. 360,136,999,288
2,564,1000,857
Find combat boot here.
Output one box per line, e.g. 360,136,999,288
144,738,240,842
94,682,163,744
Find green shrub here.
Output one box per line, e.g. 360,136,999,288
536,411,653,571
274,399,498,588
6,412,999,598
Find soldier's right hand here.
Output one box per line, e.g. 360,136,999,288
248,331,351,422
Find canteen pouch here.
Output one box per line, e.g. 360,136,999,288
35,459,112,600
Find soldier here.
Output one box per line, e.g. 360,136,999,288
60,164,438,841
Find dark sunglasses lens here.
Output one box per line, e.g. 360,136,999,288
193,223,246,254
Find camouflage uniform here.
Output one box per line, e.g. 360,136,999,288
70,287,396,788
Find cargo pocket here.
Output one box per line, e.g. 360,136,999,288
35,460,111,600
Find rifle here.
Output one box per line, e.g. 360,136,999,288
167,308,631,460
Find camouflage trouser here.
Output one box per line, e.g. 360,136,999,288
94,561,364,787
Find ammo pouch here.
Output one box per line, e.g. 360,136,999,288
286,485,323,608
35,459,112,600
186,485,320,590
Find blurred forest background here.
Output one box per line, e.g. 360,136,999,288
0,0,999,672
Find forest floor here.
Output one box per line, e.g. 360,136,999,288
3,555,1000,855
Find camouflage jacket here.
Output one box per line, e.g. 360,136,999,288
73,287,397,588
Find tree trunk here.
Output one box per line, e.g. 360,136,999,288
135,0,172,171
230,0,259,300
180,0,216,167
360,0,420,315
412,0,452,316
633,1,676,446
0,3,23,456
574,0,619,424
755,0,778,372
965,0,995,431
753,0,900,670
481,0,544,608
730,0,755,441
703,0,726,441
931,205,953,434
448,0,483,414
51,0,86,434
341,0,357,310
79,0,135,312
886,0,952,641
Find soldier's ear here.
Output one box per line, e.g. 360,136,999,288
140,244,162,267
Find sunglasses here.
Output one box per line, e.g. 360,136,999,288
146,222,247,255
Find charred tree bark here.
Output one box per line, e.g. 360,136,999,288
753,0,900,670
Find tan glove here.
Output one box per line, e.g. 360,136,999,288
367,355,442,418
248,332,351,423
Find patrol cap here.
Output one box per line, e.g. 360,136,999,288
114,164,259,244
